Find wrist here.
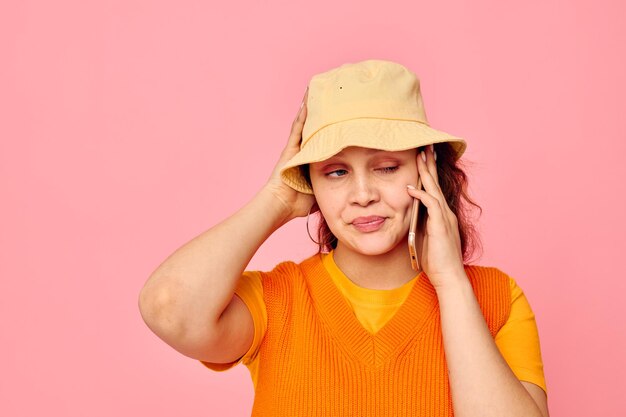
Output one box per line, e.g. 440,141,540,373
256,185,294,227
432,269,471,295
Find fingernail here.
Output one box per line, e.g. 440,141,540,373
406,184,416,190
421,151,426,162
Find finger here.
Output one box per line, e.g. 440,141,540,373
421,145,440,190
303,85,309,105
424,146,463,238
427,144,458,225
407,186,447,234
420,147,459,228
296,86,309,119
286,90,309,150
428,144,439,184
417,148,446,209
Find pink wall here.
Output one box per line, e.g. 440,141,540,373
2,0,624,415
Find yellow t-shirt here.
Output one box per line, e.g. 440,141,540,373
200,250,548,397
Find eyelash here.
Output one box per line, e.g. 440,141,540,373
325,166,399,178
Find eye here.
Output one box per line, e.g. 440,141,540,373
325,169,348,178
379,166,399,174
325,166,399,178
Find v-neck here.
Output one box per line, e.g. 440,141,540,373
323,250,418,305
303,253,439,368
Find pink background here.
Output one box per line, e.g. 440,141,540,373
2,0,624,415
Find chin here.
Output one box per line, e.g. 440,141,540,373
346,237,403,257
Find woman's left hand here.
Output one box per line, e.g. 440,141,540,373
406,144,467,290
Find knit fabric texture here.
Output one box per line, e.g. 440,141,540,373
247,252,511,416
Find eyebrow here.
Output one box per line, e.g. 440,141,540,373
333,148,387,157
317,150,405,171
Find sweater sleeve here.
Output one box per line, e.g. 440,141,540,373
199,270,267,372
494,276,548,396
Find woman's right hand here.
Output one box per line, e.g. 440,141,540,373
264,86,318,222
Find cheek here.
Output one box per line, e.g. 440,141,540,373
313,191,342,219
393,195,414,215
404,164,419,185
393,169,418,201
378,184,411,209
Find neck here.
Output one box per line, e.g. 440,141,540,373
332,239,421,290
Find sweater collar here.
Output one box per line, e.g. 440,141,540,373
321,249,419,305
302,252,438,368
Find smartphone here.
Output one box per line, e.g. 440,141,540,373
408,176,423,272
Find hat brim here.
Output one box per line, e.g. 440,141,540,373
279,118,467,195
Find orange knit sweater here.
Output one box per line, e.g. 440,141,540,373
247,253,511,416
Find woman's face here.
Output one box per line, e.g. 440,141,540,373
309,146,420,256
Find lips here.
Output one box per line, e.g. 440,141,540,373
351,216,386,232
352,216,385,225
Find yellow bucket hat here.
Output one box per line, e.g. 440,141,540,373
279,59,467,195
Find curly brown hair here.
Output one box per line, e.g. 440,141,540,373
299,142,484,265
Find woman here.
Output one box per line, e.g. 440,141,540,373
139,59,549,416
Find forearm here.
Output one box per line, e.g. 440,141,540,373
139,185,291,339
435,274,543,417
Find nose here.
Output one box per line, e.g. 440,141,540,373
349,172,380,206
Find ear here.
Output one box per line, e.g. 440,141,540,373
310,200,321,215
